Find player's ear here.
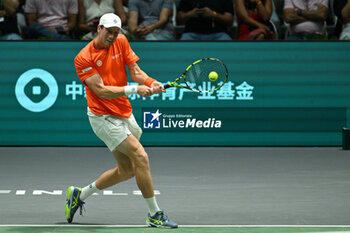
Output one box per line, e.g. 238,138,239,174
97,25,103,32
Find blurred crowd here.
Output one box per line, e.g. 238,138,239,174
0,0,349,41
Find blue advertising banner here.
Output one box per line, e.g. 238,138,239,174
0,41,349,146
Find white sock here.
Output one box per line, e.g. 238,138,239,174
80,182,99,201
145,196,161,216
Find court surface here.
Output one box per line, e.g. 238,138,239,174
1,147,350,232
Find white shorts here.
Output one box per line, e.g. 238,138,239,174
88,108,142,152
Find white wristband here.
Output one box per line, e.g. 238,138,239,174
124,85,138,95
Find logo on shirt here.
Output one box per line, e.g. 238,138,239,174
82,67,92,73
112,53,121,59
143,109,162,129
96,60,102,67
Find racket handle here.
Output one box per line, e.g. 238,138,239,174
164,84,171,89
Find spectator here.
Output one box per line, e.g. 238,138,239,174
118,0,128,24
78,0,127,40
25,0,78,40
334,0,350,40
235,0,275,40
128,0,174,40
0,0,22,40
176,0,234,40
284,0,328,40
273,0,284,23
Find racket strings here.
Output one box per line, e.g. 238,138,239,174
185,59,227,92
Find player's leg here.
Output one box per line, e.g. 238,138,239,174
121,114,156,199
115,134,154,198
65,112,132,223
79,150,135,201
115,134,177,228
94,150,135,190
65,148,136,223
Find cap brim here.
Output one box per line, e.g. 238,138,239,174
102,23,121,28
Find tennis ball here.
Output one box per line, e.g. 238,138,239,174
209,71,218,81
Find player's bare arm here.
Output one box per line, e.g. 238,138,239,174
85,73,153,98
85,73,124,99
128,62,164,94
128,62,151,84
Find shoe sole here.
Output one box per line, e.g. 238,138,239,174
146,220,177,229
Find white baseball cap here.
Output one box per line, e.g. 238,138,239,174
99,13,122,28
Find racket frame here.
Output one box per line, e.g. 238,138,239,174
164,58,228,93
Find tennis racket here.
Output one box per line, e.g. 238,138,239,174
164,58,228,93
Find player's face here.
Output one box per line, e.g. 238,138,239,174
99,26,120,47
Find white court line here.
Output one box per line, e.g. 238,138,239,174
0,190,11,194
1,225,350,228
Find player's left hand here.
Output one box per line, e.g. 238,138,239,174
151,81,165,94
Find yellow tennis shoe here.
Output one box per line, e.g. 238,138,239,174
65,186,85,223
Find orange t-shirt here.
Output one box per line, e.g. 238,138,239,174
74,34,139,118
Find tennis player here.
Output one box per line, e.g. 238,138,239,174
65,13,177,228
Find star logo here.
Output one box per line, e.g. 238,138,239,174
150,109,162,122
143,109,162,129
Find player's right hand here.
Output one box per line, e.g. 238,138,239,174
151,81,165,94
137,86,153,97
